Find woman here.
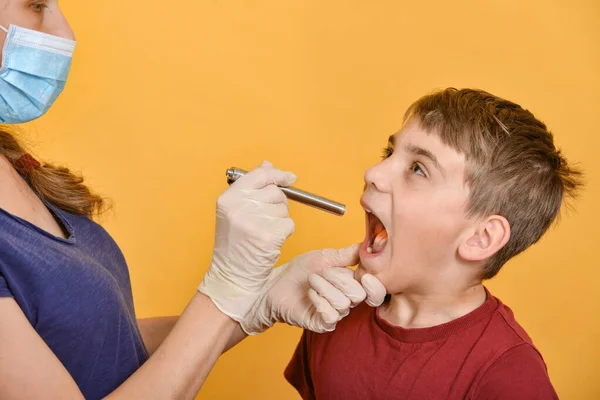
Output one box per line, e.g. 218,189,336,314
0,1,385,399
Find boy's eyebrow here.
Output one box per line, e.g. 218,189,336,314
387,135,395,146
405,143,446,177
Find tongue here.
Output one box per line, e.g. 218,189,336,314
372,230,388,253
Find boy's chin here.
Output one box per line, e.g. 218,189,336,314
355,263,393,297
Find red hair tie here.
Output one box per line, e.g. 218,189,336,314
14,153,41,176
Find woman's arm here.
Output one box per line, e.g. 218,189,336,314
138,316,248,357
0,297,85,400
109,293,236,399
0,294,236,400
224,324,248,353
137,316,179,356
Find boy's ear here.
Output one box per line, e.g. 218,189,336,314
458,215,511,262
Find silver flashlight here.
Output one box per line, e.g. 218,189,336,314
226,168,346,216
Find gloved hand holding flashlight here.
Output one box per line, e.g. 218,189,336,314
199,161,386,331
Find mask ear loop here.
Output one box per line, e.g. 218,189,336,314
0,25,7,33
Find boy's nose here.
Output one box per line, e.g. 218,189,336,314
44,7,76,41
364,162,390,193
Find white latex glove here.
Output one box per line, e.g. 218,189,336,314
197,161,296,322
241,244,386,334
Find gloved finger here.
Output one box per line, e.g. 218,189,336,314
308,273,351,313
361,274,386,307
232,161,297,190
246,185,288,205
322,267,367,307
267,217,295,240
281,217,295,238
308,288,339,327
321,243,360,268
252,202,290,219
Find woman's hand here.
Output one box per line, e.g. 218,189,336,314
197,161,296,322
242,244,386,334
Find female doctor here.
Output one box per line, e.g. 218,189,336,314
0,1,385,399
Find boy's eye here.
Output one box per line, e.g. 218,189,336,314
410,162,426,177
30,1,48,13
381,146,393,160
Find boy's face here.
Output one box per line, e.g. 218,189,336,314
356,118,474,294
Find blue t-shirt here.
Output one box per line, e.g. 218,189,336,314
0,202,148,399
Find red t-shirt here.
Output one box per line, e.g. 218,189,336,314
285,289,558,399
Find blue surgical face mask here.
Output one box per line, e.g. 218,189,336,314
0,24,76,124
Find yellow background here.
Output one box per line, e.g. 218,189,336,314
19,0,599,398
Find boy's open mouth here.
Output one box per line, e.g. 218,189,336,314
365,211,388,255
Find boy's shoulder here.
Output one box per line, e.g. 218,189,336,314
487,296,539,348
468,296,557,398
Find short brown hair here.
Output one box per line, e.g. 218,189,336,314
405,88,583,279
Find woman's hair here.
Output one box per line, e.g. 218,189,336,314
0,124,108,218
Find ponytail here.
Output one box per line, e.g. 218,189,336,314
0,125,108,218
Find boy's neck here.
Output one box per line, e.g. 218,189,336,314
379,283,486,329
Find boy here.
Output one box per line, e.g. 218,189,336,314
284,88,581,399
